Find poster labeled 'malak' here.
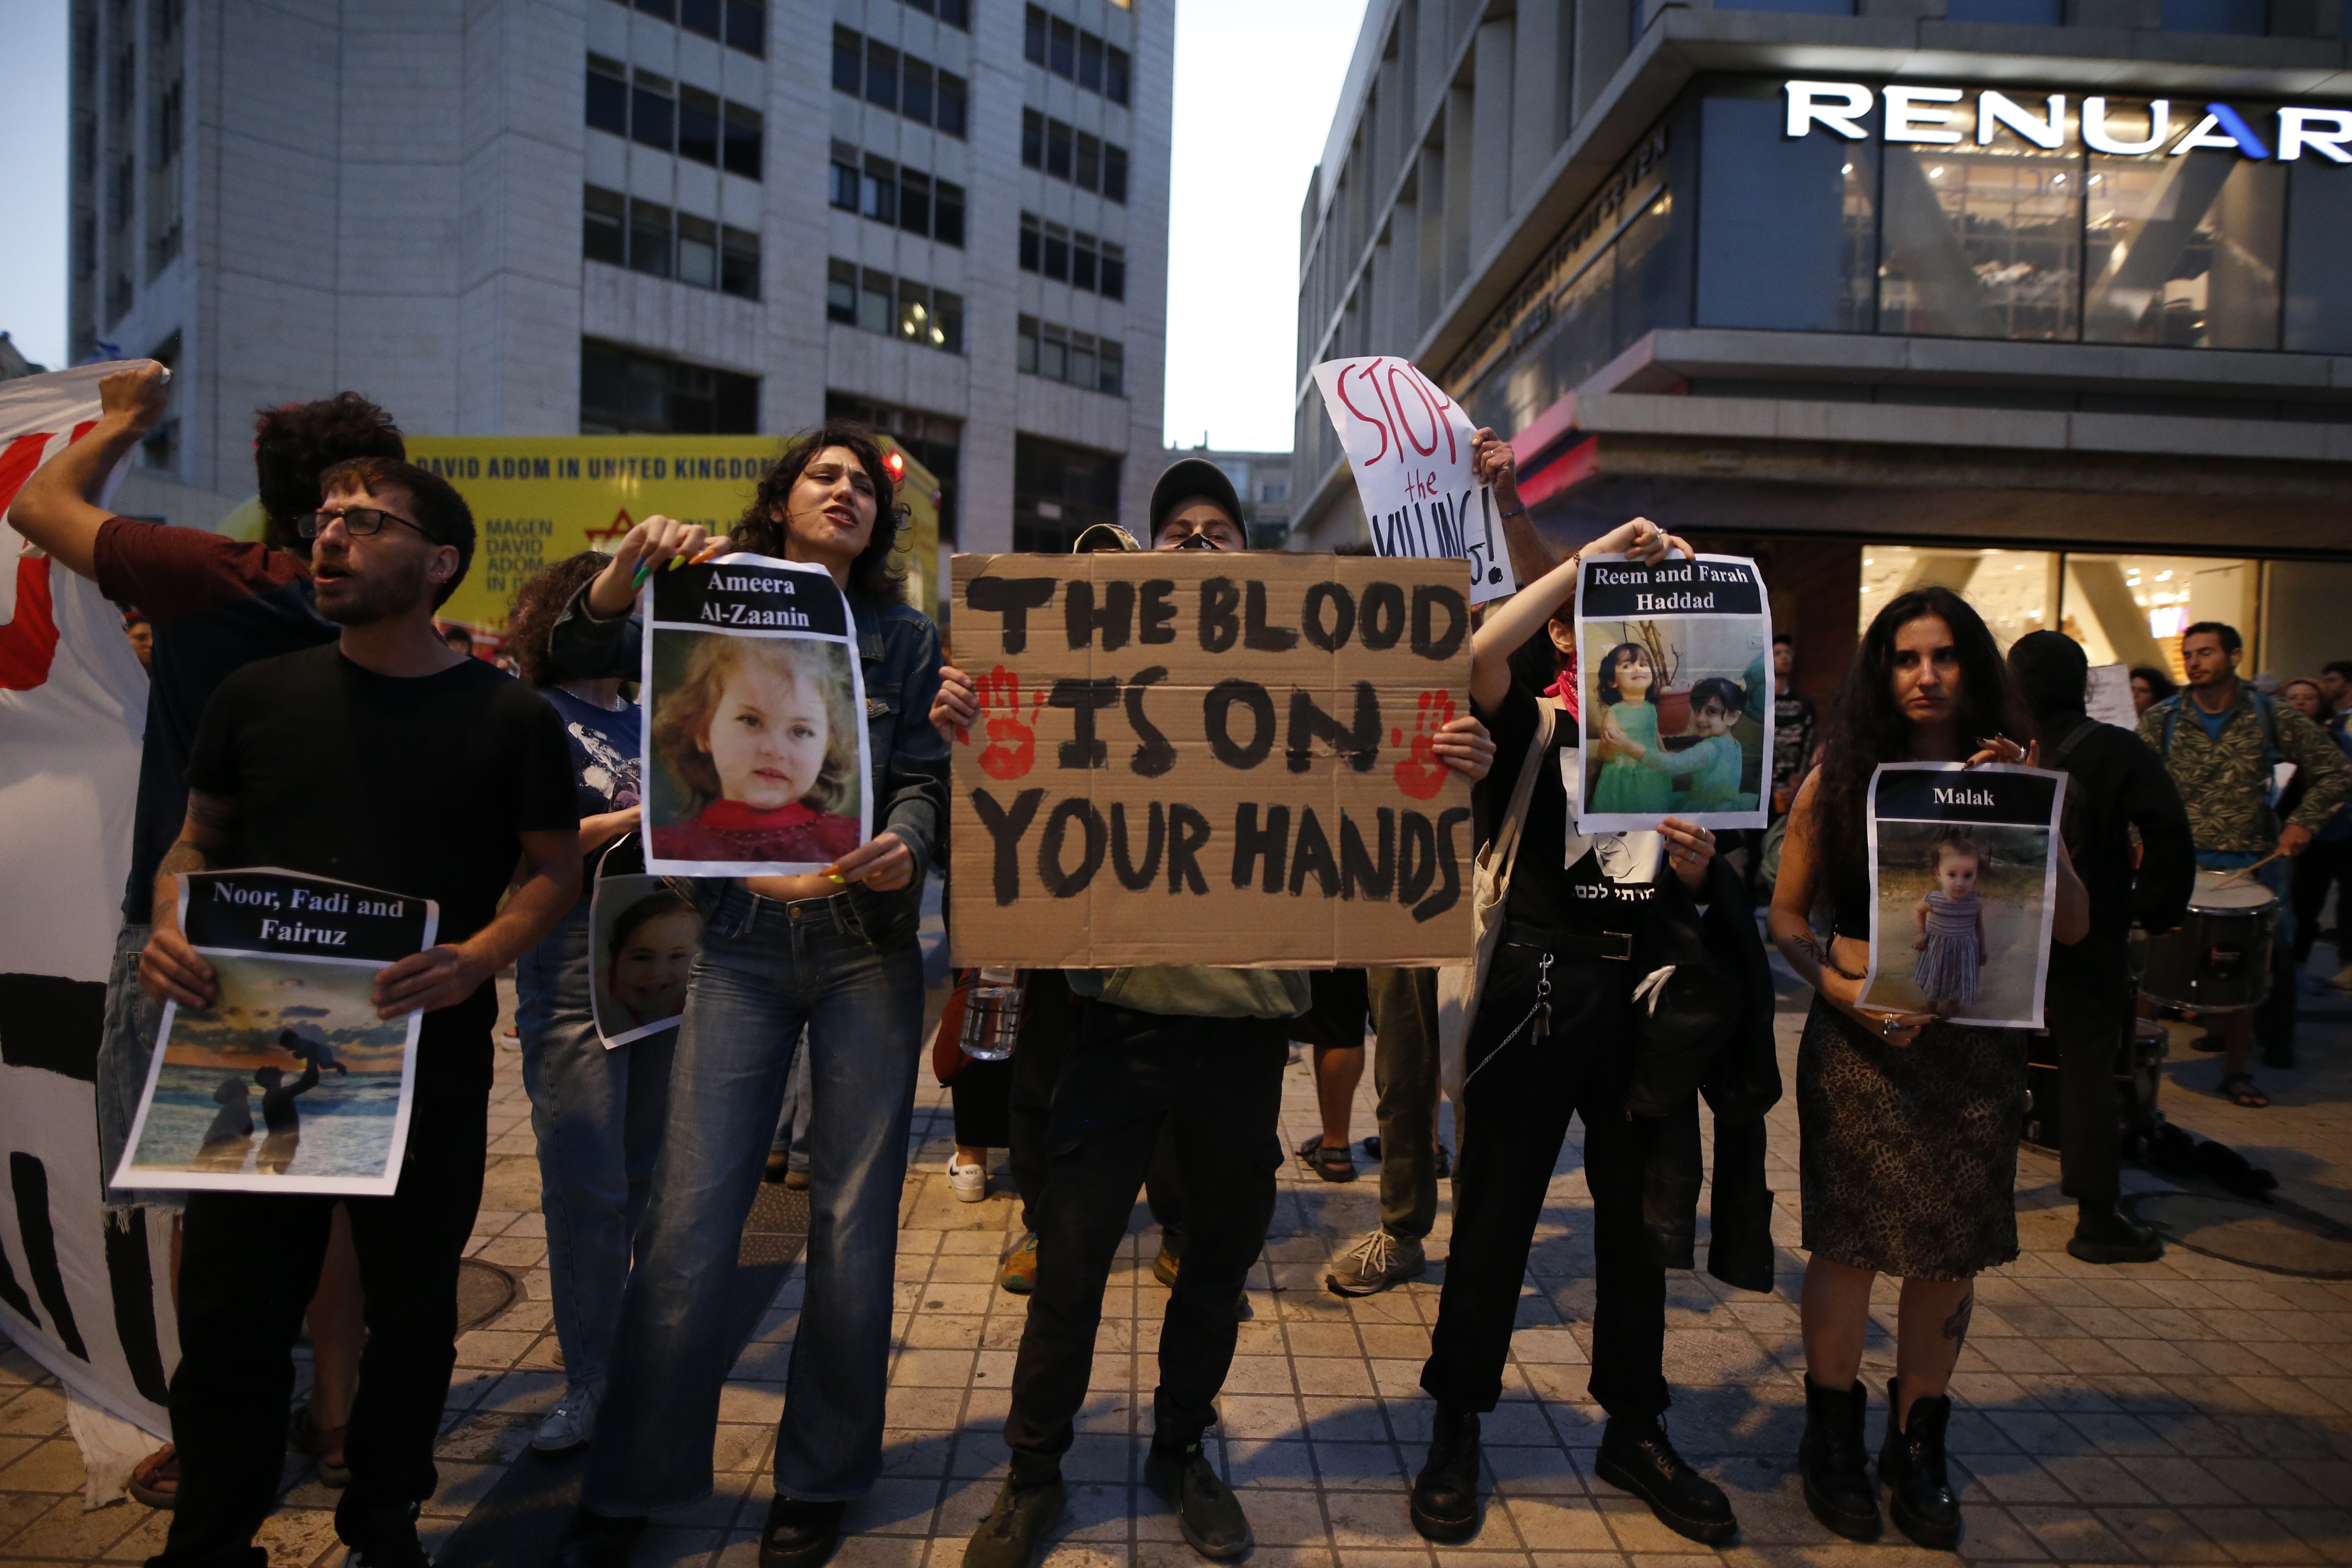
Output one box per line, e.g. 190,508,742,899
1572,552,1773,833
114,869,435,1196
641,553,872,877
1861,763,2069,1031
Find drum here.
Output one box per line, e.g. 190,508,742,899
2137,869,2277,1013
2021,1016,2169,1154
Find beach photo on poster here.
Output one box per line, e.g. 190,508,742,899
1866,820,2053,1026
592,874,705,1048
1578,617,1769,829
124,955,409,1185
645,628,866,872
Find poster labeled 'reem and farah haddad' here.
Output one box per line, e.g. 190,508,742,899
1310,357,1518,607
115,870,433,1196
1573,553,1773,833
947,552,1476,970
642,554,872,877
1861,763,2069,1031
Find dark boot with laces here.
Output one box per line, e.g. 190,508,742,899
1409,1406,1482,1543
1879,1378,1962,1549
1594,1414,1737,1546
1798,1379,1881,1541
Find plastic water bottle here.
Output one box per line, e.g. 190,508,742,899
959,967,1023,1061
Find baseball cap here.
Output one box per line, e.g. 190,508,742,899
1148,458,1245,540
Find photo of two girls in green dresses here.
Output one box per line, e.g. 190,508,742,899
1579,615,1770,828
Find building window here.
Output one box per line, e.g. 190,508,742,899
584,185,626,264
726,0,764,54
1022,109,1044,169
1076,132,1100,192
582,339,758,434
1014,433,1122,553
723,102,762,179
863,155,900,225
721,226,760,299
900,168,932,235
2161,0,2267,30
829,144,858,211
1019,212,1041,271
833,27,965,138
1078,33,1102,92
1073,232,1098,291
1103,145,1127,204
1024,6,1130,106
635,0,676,19
1046,119,1073,179
678,87,720,166
628,200,672,277
935,181,965,247
1018,314,1127,396
1101,242,1126,301
1106,47,1130,106
642,0,763,54
894,0,969,27
681,0,720,39
587,55,628,136
1044,223,1069,281
631,71,675,152
1024,5,1047,64
830,260,963,353
1049,16,1076,77
677,213,718,289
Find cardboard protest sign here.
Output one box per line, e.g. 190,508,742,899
641,554,872,877
948,552,1476,969
1573,553,1772,833
115,870,434,1196
1861,764,2068,1030
1311,357,1518,606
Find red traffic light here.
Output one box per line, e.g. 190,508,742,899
884,450,907,482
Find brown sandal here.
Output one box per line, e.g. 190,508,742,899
127,1445,177,1509
2219,1073,2271,1108
289,1404,352,1488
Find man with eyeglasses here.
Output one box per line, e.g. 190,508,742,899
14,363,411,1506
132,456,582,1568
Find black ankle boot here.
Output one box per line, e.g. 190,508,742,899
1798,1379,1881,1541
1409,1406,1482,1543
1880,1378,1962,1549
2068,1203,2163,1265
1594,1414,1737,1546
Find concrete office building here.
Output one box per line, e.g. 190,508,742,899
1292,0,2352,701
67,0,1170,564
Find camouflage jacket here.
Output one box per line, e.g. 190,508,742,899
2137,687,2352,854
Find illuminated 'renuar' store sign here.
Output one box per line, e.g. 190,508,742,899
1784,80,2352,161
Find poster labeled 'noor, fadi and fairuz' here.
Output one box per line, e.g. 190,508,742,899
114,869,432,1196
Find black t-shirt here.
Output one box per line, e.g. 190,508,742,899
186,646,578,1092
1476,679,1661,939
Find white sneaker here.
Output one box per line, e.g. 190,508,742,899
531,1379,601,1455
948,1158,988,1203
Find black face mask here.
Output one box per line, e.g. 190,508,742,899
1172,531,1223,551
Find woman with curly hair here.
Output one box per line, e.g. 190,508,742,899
499,551,666,1458
538,422,948,1568
1769,587,2086,1549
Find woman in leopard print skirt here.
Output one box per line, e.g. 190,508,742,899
1769,587,2087,1551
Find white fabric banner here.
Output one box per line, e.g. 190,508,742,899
0,365,179,1436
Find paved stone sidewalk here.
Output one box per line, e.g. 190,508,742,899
5,973,2352,1568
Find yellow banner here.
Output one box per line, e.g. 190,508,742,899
402,436,940,634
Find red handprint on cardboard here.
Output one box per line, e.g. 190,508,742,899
1392,689,1455,801
972,665,1047,780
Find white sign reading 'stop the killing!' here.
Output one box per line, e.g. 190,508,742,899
1312,357,1518,607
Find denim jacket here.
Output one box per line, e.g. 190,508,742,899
545,579,950,947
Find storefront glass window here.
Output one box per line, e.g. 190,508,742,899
2284,159,2352,353
1878,114,2080,342
1696,83,1876,333
2061,555,2257,681
1858,548,2059,650
2084,103,2283,351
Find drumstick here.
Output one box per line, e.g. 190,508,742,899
2210,850,2285,889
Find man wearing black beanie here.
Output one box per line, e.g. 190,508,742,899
2007,631,2195,1263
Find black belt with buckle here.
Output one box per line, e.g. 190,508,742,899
1503,921,1634,961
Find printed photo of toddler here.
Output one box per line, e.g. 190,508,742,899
649,633,864,866
1911,832,1989,1014
604,888,702,1033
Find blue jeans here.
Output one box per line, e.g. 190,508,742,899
583,886,924,1512
516,909,676,1388
98,921,173,1214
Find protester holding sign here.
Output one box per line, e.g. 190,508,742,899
541,422,947,1568
11,361,410,1502
1405,514,1780,1552
1768,588,2086,1550
496,553,672,1458
941,461,1495,1568
132,457,581,1568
